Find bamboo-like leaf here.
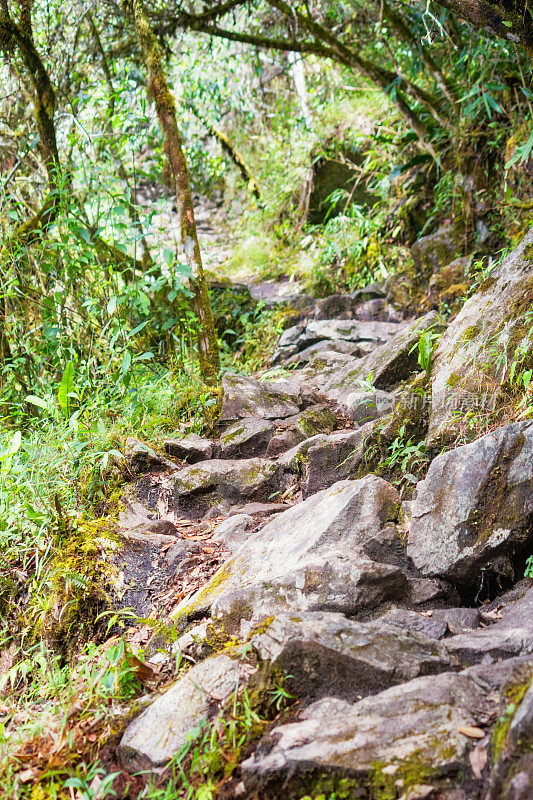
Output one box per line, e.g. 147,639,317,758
58,362,75,417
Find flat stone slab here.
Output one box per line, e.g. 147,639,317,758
164,434,213,463
119,654,241,769
170,458,282,518
219,374,304,422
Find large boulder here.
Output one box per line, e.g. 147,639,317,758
252,611,456,701
173,477,407,632
170,458,283,518
241,659,533,797
428,229,533,446
407,421,533,586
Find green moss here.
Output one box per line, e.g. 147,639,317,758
27,513,119,654
461,325,479,343
220,426,245,444
175,560,235,621
446,371,462,388
299,408,337,437
523,243,533,261
492,675,533,761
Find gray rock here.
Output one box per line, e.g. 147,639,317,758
300,422,380,497
295,313,440,419
407,421,533,585
282,340,361,367
265,404,338,457
241,659,529,790
354,298,401,322
379,605,479,640
378,607,449,640
170,458,282,518
164,434,213,463
173,477,407,632
252,611,455,700
229,501,289,517
277,324,305,348
265,428,304,457
211,514,254,551
217,417,274,459
428,229,533,445
124,437,176,473
443,586,533,665
445,625,533,666
432,607,480,635
119,654,242,769
304,318,402,346
273,318,403,366
314,294,354,320
219,374,303,422
482,583,533,627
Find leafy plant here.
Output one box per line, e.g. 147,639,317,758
413,330,441,376
382,424,428,476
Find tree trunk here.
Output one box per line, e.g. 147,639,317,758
287,51,314,130
131,0,220,386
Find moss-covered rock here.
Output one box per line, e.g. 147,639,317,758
428,228,533,447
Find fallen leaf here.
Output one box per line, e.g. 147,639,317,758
469,744,488,778
482,609,504,620
125,653,158,683
458,725,485,739
18,768,39,783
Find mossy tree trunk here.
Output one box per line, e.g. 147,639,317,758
0,1,61,244
0,0,62,381
131,0,221,386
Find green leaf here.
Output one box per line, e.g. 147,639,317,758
25,395,49,410
1,430,22,459
58,362,75,417
121,351,132,374
107,295,118,315
505,129,533,169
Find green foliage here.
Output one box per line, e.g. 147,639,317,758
414,330,442,375
382,424,428,477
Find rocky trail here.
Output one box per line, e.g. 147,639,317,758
102,229,532,799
